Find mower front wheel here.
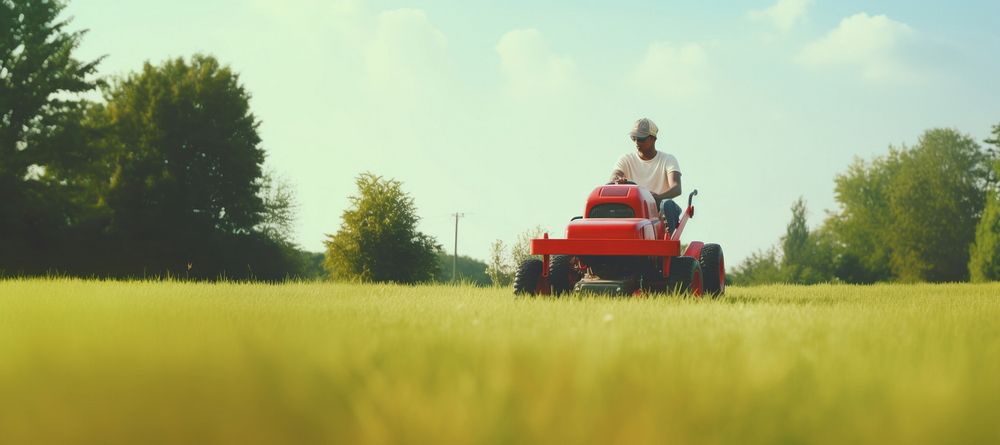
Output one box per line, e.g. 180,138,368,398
667,256,704,297
513,258,544,296
549,255,582,296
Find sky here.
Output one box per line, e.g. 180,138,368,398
62,0,1000,265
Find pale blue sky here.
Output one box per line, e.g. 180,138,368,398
63,0,1000,264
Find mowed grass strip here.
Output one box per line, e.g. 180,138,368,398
1,280,999,444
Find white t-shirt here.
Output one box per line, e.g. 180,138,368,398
614,151,681,195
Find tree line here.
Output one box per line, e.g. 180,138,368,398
1,0,312,279
733,125,1000,284
1,1,494,284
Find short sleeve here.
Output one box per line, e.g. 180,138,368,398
614,154,629,174
663,154,680,175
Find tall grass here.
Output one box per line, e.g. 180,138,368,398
1,280,999,444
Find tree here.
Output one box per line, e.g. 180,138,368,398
485,226,546,287
732,198,836,285
779,198,836,284
828,128,990,282
969,123,1000,282
827,152,901,283
730,247,783,286
780,198,810,282
969,192,1000,281
324,172,440,283
486,239,512,287
0,0,102,271
885,129,988,282
256,170,297,244
84,55,303,280
0,0,101,181
510,225,546,267
96,55,267,240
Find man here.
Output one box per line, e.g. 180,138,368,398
609,117,683,233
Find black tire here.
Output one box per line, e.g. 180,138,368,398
699,244,725,297
549,255,582,296
667,256,704,296
513,258,543,296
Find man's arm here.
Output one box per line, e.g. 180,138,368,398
610,169,627,183
655,171,682,200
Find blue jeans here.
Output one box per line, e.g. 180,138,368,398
660,199,681,234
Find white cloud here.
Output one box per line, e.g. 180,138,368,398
749,0,811,33
496,29,578,98
630,41,710,100
365,9,450,95
798,13,919,83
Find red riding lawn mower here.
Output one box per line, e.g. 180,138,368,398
513,183,725,297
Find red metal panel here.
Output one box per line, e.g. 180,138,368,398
671,208,693,242
684,241,704,261
531,238,681,256
599,186,630,197
566,218,653,240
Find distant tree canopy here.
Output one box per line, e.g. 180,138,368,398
324,173,440,283
731,198,834,285
735,127,995,285
436,252,490,286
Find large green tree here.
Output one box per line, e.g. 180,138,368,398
886,129,988,282
969,123,1000,282
829,128,989,282
0,0,101,180
0,0,102,272
88,55,301,280
96,55,266,239
324,173,440,283
826,151,901,283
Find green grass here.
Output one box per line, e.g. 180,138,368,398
2,280,999,444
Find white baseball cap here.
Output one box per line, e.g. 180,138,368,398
629,118,658,138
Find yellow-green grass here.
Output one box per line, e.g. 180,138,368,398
1,280,999,444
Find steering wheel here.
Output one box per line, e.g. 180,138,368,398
606,180,636,185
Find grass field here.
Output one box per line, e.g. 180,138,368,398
1,280,999,444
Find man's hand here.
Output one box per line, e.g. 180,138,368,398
610,170,628,184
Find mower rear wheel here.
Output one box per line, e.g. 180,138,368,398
699,243,725,297
667,256,704,297
513,258,544,296
549,255,582,296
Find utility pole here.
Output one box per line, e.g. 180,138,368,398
452,212,465,282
